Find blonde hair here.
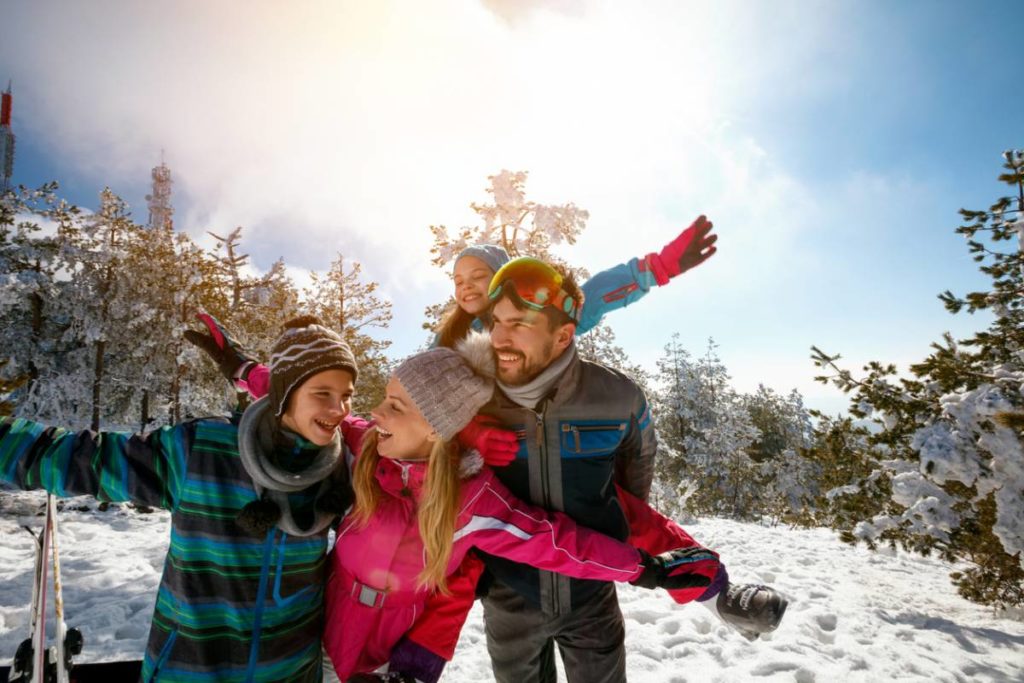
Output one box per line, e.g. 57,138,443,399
351,430,463,593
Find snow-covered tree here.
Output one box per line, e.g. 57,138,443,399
429,170,589,270
303,254,392,414
742,385,817,523
0,184,71,417
652,336,760,519
812,150,1024,608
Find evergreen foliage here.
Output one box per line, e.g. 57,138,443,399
0,183,393,429
811,150,1024,609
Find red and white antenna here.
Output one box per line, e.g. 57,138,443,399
145,149,174,230
0,81,14,194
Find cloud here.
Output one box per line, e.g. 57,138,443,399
3,0,892,410
480,0,589,26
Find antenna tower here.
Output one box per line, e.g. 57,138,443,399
0,82,15,194
145,151,174,230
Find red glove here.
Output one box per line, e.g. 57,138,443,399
646,215,718,286
457,415,518,467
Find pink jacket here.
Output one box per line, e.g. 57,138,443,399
322,449,644,679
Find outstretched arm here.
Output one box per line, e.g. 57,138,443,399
0,416,192,511
577,216,718,335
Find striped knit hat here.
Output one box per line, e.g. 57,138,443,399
269,315,358,417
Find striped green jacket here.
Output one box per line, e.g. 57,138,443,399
0,415,338,683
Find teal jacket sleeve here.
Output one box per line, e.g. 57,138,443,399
0,416,193,511
577,256,660,335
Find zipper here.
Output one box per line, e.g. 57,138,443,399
535,408,560,615
399,462,412,497
245,528,277,683
561,423,626,452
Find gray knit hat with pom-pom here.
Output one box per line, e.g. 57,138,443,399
393,331,495,441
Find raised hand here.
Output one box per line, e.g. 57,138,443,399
647,215,718,285
183,312,256,383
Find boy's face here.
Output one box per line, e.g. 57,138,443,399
370,376,435,461
280,369,355,446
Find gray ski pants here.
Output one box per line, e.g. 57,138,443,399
481,580,627,683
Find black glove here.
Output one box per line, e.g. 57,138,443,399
183,312,256,383
632,547,717,590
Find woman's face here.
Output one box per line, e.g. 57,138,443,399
453,256,495,317
280,368,355,446
370,376,435,461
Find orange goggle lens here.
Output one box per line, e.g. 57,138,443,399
487,256,581,322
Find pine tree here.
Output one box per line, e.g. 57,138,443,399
303,254,392,414
811,150,1024,608
652,335,760,519
0,185,64,400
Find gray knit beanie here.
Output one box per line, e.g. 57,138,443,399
269,315,359,417
393,331,496,441
455,244,510,275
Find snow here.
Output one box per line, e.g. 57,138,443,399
2,491,1023,682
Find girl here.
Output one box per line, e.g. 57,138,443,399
436,214,717,347
320,332,721,681
0,316,362,682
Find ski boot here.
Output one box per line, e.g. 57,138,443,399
713,583,789,641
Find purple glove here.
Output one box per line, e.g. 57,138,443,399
646,215,718,285
387,636,446,683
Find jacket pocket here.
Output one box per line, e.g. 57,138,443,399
272,533,316,608
559,421,628,456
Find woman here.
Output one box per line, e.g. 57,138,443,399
321,333,721,680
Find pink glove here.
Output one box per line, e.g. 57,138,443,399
457,415,518,467
646,215,718,286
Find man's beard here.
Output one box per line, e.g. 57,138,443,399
495,339,554,386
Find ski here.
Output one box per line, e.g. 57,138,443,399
7,495,83,683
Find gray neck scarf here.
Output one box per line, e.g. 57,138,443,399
497,342,577,410
237,396,342,537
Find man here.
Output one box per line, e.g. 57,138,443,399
476,256,786,683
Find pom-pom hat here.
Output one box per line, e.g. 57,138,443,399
269,315,359,417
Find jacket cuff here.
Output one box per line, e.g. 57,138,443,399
645,253,672,286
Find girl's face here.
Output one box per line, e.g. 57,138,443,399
280,368,355,446
370,376,436,461
453,256,495,317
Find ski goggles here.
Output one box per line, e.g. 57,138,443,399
487,256,582,323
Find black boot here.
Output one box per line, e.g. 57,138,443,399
714,583,789,640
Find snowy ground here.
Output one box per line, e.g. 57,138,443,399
1,491,1022,682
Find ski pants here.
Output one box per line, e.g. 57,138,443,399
481,579,626,683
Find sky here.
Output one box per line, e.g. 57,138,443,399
1,0,1021,415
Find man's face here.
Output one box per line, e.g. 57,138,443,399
489,298,571,386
